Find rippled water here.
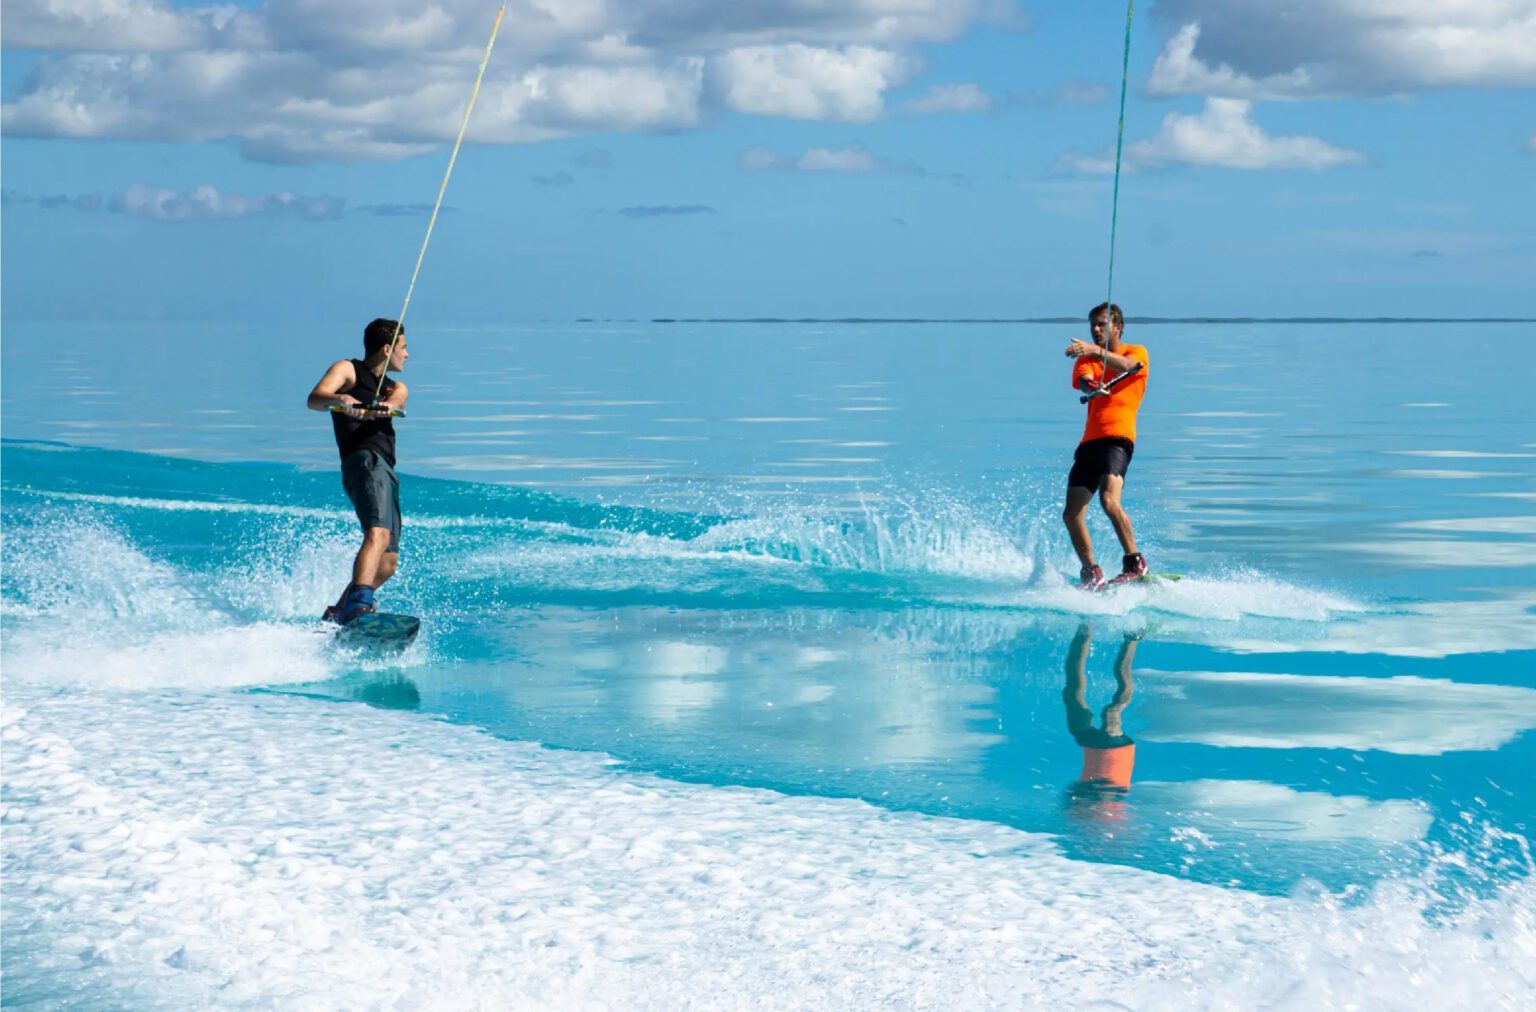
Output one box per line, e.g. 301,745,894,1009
4,319,1533,1004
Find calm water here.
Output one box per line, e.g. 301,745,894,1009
4,320,1534,903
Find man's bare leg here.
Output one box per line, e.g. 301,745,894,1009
332,527,394,609
1097,476,1139,556
374,551,398,589
1063,485,1097,567
351,527,393,586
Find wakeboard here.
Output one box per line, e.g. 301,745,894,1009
334,612,421,645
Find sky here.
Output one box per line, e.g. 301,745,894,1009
2,0,1534,323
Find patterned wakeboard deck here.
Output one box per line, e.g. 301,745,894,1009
333,612,421,644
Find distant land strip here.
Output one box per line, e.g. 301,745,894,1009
615,317,1536,325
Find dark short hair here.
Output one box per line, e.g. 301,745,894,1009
1089,303,1124,328
364,318,403,355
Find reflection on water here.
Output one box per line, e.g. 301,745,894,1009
5,320,1533,899
1061,623,1138,826
1136,670,1536,754
274,603,1535,894
354,674,422,711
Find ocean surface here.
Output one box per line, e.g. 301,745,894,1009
4,320,1534,1008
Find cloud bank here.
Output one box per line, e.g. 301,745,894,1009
3,183,345,221
741,142,908,173
0,0,1010,162
1149,2,1536,99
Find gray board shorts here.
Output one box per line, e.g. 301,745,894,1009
341,449,401,552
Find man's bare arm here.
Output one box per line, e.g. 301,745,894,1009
308,360,362,413
376,380,409,413
1065,339,1142,375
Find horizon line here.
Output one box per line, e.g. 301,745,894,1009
622,316,1536,325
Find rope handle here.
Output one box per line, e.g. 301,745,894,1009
330,404,408,419
1079,363,1143,404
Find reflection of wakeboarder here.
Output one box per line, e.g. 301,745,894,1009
1062,622,1138,797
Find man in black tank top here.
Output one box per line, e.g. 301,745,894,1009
307,318,411,623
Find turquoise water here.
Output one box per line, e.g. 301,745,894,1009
4,321,1535,1000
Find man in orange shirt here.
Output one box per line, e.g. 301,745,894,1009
1063,302,1149,590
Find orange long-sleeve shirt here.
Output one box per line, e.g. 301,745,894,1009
1072,342,1149,444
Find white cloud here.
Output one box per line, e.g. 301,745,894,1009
520,60,704,132
622,0,1010,49
1148,3,1536,99
0,0,995,161
1064,98,1366,172
110,183,344,221
712,44,915,121
7,183,345,220
1,0,263,51
904,82,991,114
2,49,704,162
739,145,786,170
796,144,884,171
740,143,898,173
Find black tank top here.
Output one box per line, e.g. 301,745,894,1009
330,359,398,466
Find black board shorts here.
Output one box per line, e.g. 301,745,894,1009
341,449,401,552
1068,437,1135,490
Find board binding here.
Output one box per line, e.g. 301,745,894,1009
1081,572,1182,592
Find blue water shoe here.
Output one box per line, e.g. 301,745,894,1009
338,585,377,625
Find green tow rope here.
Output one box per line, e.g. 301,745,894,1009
1105,0,1136,309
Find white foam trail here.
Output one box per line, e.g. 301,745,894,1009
693,508,1038,582
10,489,523,530
978,570,1367,624
4,688,1531,1010
2,515,354,689
3,624,335,690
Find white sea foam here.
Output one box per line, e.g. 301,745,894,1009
3,688,1532,1010
981,569,1367,625
462,504,1047,600
1,515,376,689
692,507,1039,582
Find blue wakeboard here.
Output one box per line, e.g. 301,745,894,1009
334,612,421,645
